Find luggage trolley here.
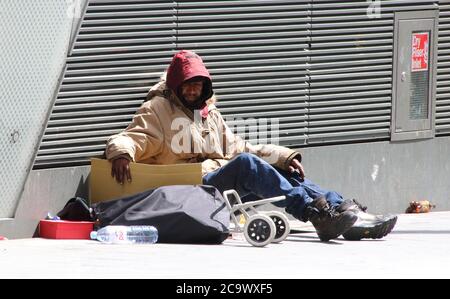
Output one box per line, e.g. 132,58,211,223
222,190,290,247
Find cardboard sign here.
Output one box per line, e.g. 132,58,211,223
90,158,202,203
411,32,429,72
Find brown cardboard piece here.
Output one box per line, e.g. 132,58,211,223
90,158,202,203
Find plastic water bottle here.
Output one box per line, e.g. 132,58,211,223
90,225,158,244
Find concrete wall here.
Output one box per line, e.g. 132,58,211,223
300,137,450,214
0,166,90,239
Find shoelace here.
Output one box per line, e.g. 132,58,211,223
352,199,368,212
308,205,339,219
326,205,340,218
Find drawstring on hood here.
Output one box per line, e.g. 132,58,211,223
166,50,213,111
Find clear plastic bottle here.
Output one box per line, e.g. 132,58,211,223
90,225,158,244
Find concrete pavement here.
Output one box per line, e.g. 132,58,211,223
0,211,449,279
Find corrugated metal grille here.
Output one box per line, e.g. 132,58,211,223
35,0,448,169
437,0,450,135
176,0,310,147
34,0,177,168
308,0,438,145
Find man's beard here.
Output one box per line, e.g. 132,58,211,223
180,96,204,110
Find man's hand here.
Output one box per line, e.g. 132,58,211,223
289,158,305,181
111,157,132,184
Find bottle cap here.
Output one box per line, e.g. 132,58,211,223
90,231,97,240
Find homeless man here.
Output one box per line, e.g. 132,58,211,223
105,50,397,242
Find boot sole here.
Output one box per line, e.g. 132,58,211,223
343,215,398,241
318,213,358,242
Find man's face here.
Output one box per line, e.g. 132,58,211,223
181,80,203,103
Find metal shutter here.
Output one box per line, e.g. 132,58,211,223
34,0,176,168
437,0,450,135
308,0,438,145
176,0,310,147
35,0,446,169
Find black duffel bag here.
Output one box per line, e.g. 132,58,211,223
92,185,230,244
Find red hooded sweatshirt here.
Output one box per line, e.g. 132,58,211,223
166,50,213,112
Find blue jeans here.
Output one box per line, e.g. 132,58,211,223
202,153,344,222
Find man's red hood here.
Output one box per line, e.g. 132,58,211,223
166,50,213,104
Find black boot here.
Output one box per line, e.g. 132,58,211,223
305,197,358,242
337,199,398,241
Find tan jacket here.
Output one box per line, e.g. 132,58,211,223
105,81,302,176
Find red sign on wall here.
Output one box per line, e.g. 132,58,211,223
411,32,429,72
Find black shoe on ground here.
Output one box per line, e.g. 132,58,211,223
337,199,398,241
305,197,358,242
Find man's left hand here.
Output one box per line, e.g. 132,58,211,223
289,158,305,181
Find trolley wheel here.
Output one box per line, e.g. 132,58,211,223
266,211,290,243
244,214,276,247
